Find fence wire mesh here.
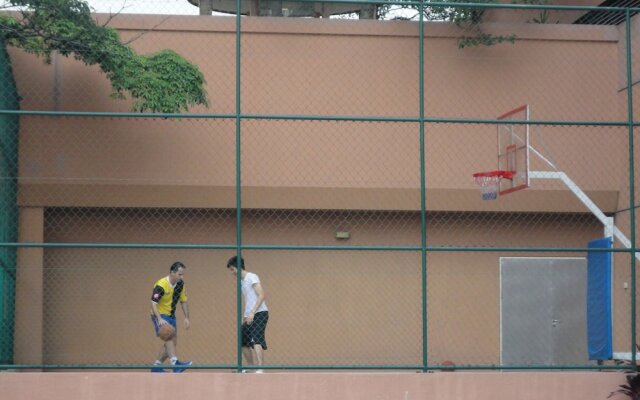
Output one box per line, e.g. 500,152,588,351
0,0,638,371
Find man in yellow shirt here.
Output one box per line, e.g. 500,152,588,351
150,261,191,373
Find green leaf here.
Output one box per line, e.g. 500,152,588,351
0,0,209,113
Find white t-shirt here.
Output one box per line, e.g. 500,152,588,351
242,272,268,317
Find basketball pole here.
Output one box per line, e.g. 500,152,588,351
529,170,640,263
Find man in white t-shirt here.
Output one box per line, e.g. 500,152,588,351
227,256,269,372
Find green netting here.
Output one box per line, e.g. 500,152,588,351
0,37,18,364
0,1,637,371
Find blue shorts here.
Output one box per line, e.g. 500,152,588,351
151,314,177,337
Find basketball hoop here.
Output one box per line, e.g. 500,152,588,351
473,170,514,201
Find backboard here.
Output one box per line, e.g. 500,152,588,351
497,105,530,195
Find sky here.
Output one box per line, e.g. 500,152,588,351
87,0,200,15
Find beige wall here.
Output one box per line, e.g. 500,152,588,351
13,208,44,366
611,11,640,351
6,15,638,366
10,17,625,212
9,209,600,366
0,372,628,400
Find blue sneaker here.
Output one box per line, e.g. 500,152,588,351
172,360,192,373
150,366,166,373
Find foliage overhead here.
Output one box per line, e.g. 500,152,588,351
0,0,208,112
378,0,553,48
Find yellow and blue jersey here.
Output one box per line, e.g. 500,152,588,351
150,276,187,318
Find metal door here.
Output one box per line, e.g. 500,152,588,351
500,257,591,366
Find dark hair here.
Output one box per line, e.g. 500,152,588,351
227,256,245,270
170,261,186,272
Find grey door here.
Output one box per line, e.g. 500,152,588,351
500,257,592,366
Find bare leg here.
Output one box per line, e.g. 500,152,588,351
242,346,255,367
253,344,264,366
164,338,177,360
154,337,176,366
155,345,168,363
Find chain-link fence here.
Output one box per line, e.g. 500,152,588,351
0,0,638,371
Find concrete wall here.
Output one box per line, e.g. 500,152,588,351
9,209,598,367
0,372,628,400
610,10,640,356
9,16,624,212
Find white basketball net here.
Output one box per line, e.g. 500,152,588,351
474,175,502,201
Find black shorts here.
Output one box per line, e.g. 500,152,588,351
242,311,268,350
